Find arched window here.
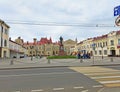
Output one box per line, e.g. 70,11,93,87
4,40,7,47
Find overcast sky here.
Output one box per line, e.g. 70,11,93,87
0,0,120,42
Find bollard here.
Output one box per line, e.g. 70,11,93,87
10,59,14,65
80,59,83,63
48,59,50,64
111,57,113,62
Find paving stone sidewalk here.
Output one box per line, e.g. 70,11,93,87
0,56,120,70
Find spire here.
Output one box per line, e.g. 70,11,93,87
75,37,78,43
49,37,52,43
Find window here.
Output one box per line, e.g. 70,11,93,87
4,40,7,47
106,42,107,46
95,51,97,55
110,40,114,46
5,29,8,35
99,50,102,55
104,50,107,55
118,39,120,44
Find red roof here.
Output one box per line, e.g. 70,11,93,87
38,37,52,45
24,37,53,45
93,34,107,41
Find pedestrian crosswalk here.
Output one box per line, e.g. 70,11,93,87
69,66,120,87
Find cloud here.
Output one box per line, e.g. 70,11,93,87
1,0,120,43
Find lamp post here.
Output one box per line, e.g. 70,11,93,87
92,43,95,64
101,44,104,59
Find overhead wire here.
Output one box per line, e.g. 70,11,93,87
5,20,117,27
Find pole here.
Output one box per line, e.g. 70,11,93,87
102,47,103,59
93,54,94,64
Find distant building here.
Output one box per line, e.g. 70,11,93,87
9,38,28,58
0,19,10,58
74,30,120,57
24,37,59,56
23,37,77,56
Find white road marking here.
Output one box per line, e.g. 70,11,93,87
100,80,120,84
81,89,88,92
73,86,84,89
91,76,120,79
84,71,120,75
53,88,64,91
31,89,43,92
15,91,21,92
0,72,78,77
92,85,103,88
97,88,105,92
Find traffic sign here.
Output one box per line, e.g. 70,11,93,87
114,5,120,16
115,16,120,26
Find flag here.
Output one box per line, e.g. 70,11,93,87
114,5,120,16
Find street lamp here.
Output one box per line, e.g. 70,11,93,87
92,43,96,64
101,44,104,59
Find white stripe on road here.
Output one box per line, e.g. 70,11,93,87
92,85,103,88
84,71,120,76
0,72,78,77
100,80,120,84
73,86,84,89
81,89,88,92
91,76,120,79
31,89,43,92
53,88,64,91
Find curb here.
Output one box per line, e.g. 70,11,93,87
0,66,70,70
91,64,120,66
0,64,120,70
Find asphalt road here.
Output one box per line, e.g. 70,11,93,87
0,67,103,92
103,65,120,70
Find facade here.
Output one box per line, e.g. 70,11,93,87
93,35,108,57
23,37,77,56
74,30,120,57
9,38,28,58
64,39,77,55
24,37,59,56
0,19,10,58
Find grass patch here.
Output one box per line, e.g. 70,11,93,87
47,55,76,59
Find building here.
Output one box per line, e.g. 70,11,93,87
64,39,77,55
0,19,10,58
23,37,78,56
74,30,120,57
24,37,59,56
10,38,28,58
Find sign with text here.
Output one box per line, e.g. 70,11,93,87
114,5,120,16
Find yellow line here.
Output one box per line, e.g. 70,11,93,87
96,77,120,81
69,66,119,74
105,83,120,87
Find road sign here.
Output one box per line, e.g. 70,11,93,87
115,16,120,26
114,5,120,16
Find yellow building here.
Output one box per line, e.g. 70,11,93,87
116,31,120,56
64,39,77,55
93,35,108,57
74,30,120,57
0,19,10,58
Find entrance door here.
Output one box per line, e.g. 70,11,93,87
3,51,7,58
111,50,116,56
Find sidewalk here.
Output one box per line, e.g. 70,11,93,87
0,57,120,70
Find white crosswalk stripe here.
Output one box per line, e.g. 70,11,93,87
69,66,120,87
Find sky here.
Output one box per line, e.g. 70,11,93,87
0,0,120,43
